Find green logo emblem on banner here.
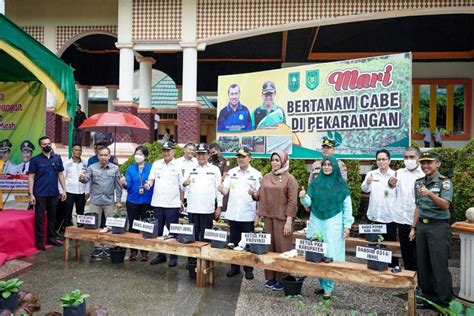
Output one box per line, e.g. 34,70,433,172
305,70,320,90
288,72,300,92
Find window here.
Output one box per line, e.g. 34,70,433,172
412,79,471,141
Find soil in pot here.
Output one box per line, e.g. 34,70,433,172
83,213,99,229
282,276,305,296
367,243,389,271
109,247,126,263
0,293,19,311
63,302,86,316
305,250,324,263
249,243,268,255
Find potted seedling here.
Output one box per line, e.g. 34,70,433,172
177,223,195,244
83,213,99,230
142,210,159,239
111,208,128,234
209,227,228,249
0,278,23,311
60,289,89,316
249,221,268,255
109,246,126,263
305,232,325,263
367,235,389,271
282,275,306,296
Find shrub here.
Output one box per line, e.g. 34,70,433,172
452,139,474,221
433,147,460,178
344,160,362,218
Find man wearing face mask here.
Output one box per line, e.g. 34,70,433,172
388,147,424,272
209,143,230,213
28,136,67,250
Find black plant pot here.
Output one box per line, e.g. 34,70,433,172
142,220,159,239
111,218,128,234
177,234,195,244
63,302,86,316
367,243,389,271
210,240,227,249
187,262,197,279
365,233,380,242
282,276,305,296
110,247,126,263
83,213,99,229
305,251,324,263
0,293,19,311
249,243,268,255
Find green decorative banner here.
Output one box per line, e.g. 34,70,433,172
216,53,411,159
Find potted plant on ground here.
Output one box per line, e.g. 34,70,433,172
0,278,23,311
111,208,128,234
142,210,159,239
304,232,325,263
367,235,389,271
60,289,89,316
282,275,306,296
249,221,268,255
109,246,126,263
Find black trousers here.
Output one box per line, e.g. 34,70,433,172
228,220,254,272
369,221,399,267
35,196,59,244
127,201,151,256
65,193,86,227
153,207,180,259
73,128,84,145
416,221,453,306
188,213,214,242
398,224,417,271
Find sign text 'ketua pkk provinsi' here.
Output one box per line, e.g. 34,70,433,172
242,233,271,245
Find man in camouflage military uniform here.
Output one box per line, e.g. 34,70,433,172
308,138,347,183
409,151,453,308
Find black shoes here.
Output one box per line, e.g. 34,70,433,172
168,257,178,267
226,268,240,277
150,255,167,265
36,243,46,251
244,270,254,280
46,239,62,246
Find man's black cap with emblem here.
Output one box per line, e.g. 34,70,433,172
162,141,175,150
262,81,276,94
419,151,440,162
0,139,12,150
235,146,251,157
20,140,35,152
196,143,209,153
321,139,335,148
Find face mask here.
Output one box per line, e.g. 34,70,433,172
404,159,418,170
210,153,218,161
134,155,145,163
42,145,52,153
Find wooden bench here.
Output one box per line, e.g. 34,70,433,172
63,227,210,287
199,246,417,315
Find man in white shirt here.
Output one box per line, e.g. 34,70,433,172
64,144,89,227
146,141,183,267
1,139,17,174
388,147,424,271
183,143,222,241
361,149,398,267
218,147,262,280
176,143,197,214
17,140,35,174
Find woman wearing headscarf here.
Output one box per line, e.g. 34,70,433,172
299,156,354,300
121,146,153,261
249,151,298,291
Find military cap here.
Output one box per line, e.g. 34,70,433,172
196,143,209,153
20,140,35,152
162,141,175,150
419,151,440,162
235,147,251,157
321,139,335,148
262,81,276,94
0,139,12,150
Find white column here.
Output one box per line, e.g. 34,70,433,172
180,0,198,102
0,0,5,15
117,45,134,101
77,85,89,116
137,57,155,108
106,85,118,112
459,231,474,302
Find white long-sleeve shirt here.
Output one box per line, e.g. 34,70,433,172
184,163,223,214
65,158,90,194
392,166,425,225
361,168,396,223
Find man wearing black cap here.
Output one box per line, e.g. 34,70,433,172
17,140,35,174
308,138,347,183
209,143,231,212
146,141,184,267
252,81,286,129
218,147,262,280
409,151,453,309
0,139,17,174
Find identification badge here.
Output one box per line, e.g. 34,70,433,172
139,186,144,195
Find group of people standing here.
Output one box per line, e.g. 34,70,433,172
26,134,454,308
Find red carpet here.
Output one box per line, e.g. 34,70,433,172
0,210,50,266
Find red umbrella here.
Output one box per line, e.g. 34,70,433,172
79,112,149,155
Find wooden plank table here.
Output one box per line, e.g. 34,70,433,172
200,246,417,315
63,227,210,287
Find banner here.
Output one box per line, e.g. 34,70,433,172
0,82,45,166
216,53,411,159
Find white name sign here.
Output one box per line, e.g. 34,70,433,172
105,217,127,228
169,223,194,235
356,246,392,263
219,212,226,220
295,239,327,254
359,224,387,234
204,229,228,242
77,215,96,225
242,233,271,245
132,220,155,233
